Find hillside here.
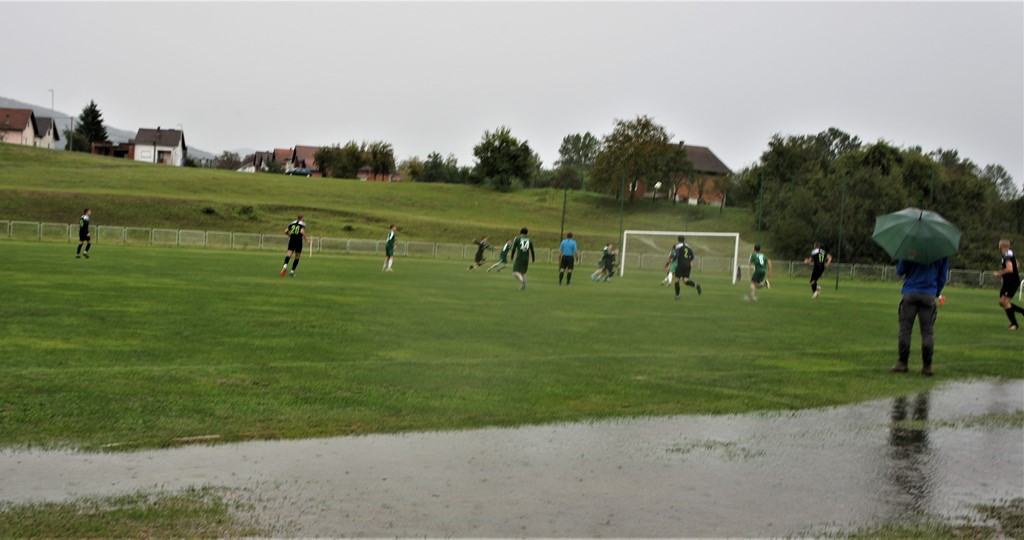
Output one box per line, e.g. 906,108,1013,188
0,143,758,251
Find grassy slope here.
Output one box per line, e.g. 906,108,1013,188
0,143,755,250
1,241,1020,451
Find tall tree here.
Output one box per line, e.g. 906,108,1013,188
472,126,537,191
980,164,1019,201
398,156,424,182
214,151,242,170
367,141,396,178
75,100,109,148
315,141,367,179
589,115,681,200
421,152,461,183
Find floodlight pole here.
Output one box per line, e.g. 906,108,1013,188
619,173,626,248
835,171,847,291
559,182,568,240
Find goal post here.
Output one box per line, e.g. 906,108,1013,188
621,230,741,284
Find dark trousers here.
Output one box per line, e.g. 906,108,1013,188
898,293,937,367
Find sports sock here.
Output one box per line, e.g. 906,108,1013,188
84,244,91,253
559,272,563,284
566,273,572,285
674,282,680,295
1012,304,1024,315
292,259,300,270
685,281,695,288
284,256,290,266
1007,308,1020,326
811,282,817,294
77,244,83,255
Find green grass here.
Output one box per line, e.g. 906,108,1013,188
0,488,266,538
0,143,754,248
1,241,1020,451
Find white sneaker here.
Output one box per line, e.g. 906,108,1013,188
812,289,820,299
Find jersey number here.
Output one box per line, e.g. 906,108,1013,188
519,239,531,251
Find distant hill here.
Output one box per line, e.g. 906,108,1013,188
0,96,215,160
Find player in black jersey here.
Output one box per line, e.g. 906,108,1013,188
994,239,1024,330
75,209,92,258
670,235,702,300
281,214,307,277
467,236,490,271
804,242,832,298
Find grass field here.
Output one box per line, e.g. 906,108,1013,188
1,240,1020,451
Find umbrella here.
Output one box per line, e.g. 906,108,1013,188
872,208,961,264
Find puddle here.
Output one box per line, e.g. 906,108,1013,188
1,379,1021,537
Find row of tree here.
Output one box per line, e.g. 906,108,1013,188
727,127,1022,268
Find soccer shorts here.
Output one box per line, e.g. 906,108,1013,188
674,262,692,279
1000,280,1021,298
288,237,304,253
752,270,766,283
810,267,825,282
560,255,575,270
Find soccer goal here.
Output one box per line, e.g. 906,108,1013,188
621,230,741,284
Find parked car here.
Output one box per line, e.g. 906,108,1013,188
285,168,312,177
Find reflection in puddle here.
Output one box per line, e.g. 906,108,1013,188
0,380,1021,537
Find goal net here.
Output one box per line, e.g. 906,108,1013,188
621,230,741,284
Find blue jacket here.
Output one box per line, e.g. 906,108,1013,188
897,257,949,296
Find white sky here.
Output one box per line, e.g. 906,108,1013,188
4,1,1023,186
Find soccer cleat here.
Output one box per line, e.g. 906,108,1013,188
289,270,296,277
921,366,934,376
674,294,680,301
750,295,758,302
765,279,771,290
83,252,89,259
1010,325,1020,331
812,290,820,299
75,254,80,258
696,284,702,295
890,363,909,373
281,267,287,277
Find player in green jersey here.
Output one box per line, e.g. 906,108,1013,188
487,238,513,272
510,227,536,290
383,224,396,272
747,244,773,301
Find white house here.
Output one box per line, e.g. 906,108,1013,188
0,108,38,146
34,117,60,149
133,127,187,166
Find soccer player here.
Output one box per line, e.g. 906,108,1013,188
487,238,513,272
671,235,702,300
280,214,306,277
510,227,535,290
467,236,491,271
804,241,832,299
558,232,580,285
892,255,949,376
748,244,773,301
994,239,1024,330
591,243,616,282
383,224,396,272
661,248,677,285
75,208,92,259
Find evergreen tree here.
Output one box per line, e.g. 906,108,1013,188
75,100,109,147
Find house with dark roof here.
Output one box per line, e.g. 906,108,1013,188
292,145,321,176
34,116,60,149
133,127,187,166
636,143,732,206
0,108,38,147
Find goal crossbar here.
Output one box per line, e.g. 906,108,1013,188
621,230,741,284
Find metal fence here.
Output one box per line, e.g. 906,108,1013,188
0,219,1011,289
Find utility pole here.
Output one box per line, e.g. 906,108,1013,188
835,171,847,290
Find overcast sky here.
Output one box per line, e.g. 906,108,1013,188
4,1,1023,187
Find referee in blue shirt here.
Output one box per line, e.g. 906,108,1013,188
558,232,580,286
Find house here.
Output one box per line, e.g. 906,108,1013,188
238,151,275,173
133,127,187,166
635,144,732,206
91,141,134,159
34,117,60,149
273,148,294,172
0,108,38,146
292,145,321,177
357,165,402,182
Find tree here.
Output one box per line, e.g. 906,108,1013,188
472,126,537,191
367,141,396,179
589,115,681,200
315,142,367,178
262,159,285,174
214,151,242,170
74,100,109,148
980,164,1019,201
398,156,424,183
421,152,461,183
62,127,89,153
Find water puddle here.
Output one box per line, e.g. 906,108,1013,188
1,379,1021,536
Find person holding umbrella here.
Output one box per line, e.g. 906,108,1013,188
893,254,949,376
872,208,962,377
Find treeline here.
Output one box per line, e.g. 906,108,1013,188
727,128,1023,268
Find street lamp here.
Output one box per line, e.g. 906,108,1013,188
654,181,662,203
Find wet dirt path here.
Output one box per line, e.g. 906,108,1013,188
2,380,1021,536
